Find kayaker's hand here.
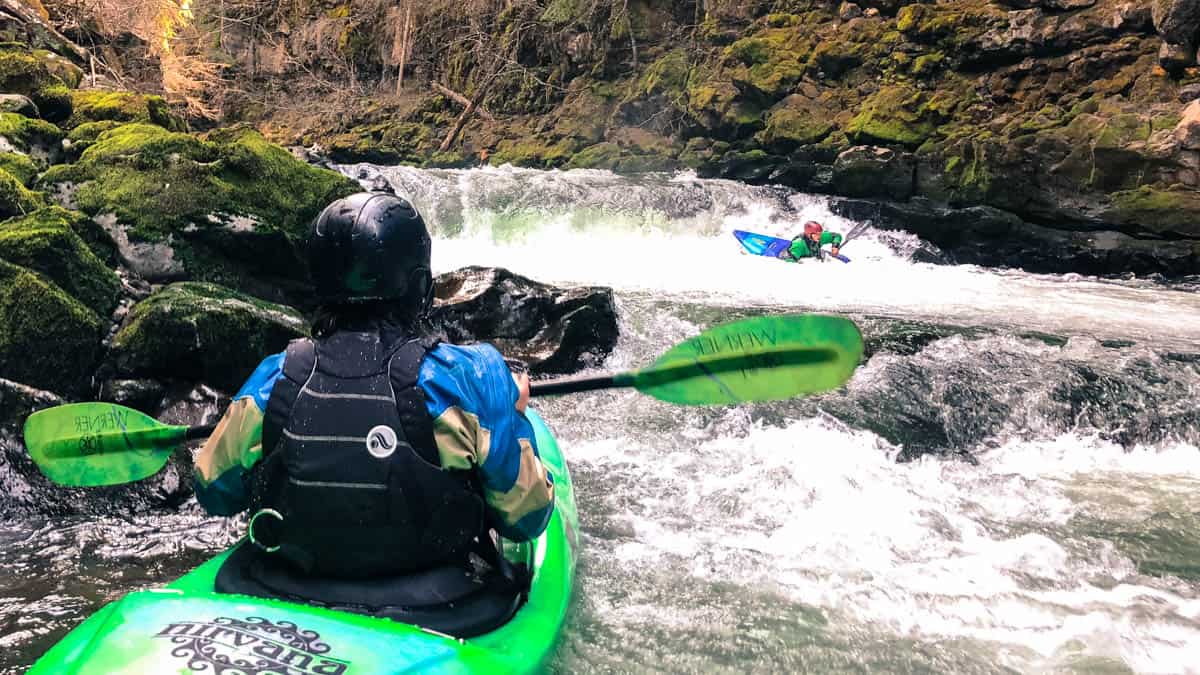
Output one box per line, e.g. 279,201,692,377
512,371,530,413
831,246,840,256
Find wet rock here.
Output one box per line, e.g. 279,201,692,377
831,197,1200,276
1180,83,1200,102
431,266,619,375
109,282,307,393
831,145,915,201
99,378,167,414
838,3,863,20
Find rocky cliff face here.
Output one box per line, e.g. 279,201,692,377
131,0,1198,276
11,0,1200,277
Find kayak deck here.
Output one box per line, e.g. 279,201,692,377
29,408,577,674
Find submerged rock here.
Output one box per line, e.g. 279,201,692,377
432,266,619,375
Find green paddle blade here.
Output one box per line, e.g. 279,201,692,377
630,314,863,405
23,403,188,487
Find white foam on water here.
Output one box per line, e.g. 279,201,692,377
571,413,1200,674
331,164,1200,348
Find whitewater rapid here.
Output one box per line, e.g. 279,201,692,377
346,163,1200,350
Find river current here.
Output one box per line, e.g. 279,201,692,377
2,165,1198,673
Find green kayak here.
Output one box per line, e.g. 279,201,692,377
28,408,578,674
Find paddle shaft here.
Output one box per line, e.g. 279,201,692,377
530,372,631,396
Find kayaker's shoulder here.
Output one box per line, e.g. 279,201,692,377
424,342,507,370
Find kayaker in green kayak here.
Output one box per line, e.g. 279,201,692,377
783,221,843,261
191,192,555,635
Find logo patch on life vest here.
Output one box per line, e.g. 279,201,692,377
366,425,398,458
154,616,350,674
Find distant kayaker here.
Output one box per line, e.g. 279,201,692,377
783,221,842,261
191,192,554,632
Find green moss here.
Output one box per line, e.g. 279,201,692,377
111,282,306,391
808,39,863,79
894,2,998,48
1108,186,1200,236
65,119,121,155
766,14,801,28
491,137,577,169
0,152,36,185
67,90,186,132
0,258,103,395
1095,114,1150,149
637,49,691,99
566,142,623,170
41,123,358,243
760,96,835,148
911,52,945,77
0,208,120,314
722,28,810,98
0,48,74,122
846,85,942,148
0,112,64,153
0,166,43,218
32,49,84,88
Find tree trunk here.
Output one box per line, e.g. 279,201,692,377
432,82,495,122
396,3,411,94
439,73,498,152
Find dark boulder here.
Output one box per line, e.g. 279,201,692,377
831,197,1200,276
832,145,915,201
431,266,619,375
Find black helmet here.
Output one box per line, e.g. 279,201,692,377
309,192,432,309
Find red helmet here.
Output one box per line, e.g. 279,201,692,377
803,221,823,237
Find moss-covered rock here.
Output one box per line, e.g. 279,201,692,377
39,123,358,295
723,27,810,98
759,94,836,151
846,84,959,148
0,207,120,314
0,112,63,159
0,47,74,122
110,282,306,391
0,151,36,185
63,119,121,156
66,90,186,132
0,166,43,218
491,137,579,168
1106,186,1200,237
0,258,103,395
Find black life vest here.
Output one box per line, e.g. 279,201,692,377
251,330,485,579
